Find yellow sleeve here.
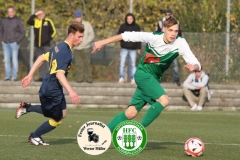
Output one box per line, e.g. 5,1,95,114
42,52,50,62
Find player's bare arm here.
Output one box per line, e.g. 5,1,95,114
184,64,199,72
56,72,80,104
21,55,46,88
92,35,123,53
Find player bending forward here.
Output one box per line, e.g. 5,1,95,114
92,16,201,132
15,22,83,145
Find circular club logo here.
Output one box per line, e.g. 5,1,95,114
112,120,147,156
77,121,112,155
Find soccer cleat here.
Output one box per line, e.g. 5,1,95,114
15,102,31,119
28,133,49,146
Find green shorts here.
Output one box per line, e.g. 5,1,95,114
128,69,166,112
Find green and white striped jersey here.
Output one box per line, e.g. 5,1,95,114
121,31,201,80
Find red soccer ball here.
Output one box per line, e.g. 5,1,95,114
184,137,205,157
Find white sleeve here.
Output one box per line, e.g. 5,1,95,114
179,38,201,69
121,32,158,44
183,73,195,90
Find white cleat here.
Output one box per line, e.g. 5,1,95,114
15,102,30,119
28,133,49,146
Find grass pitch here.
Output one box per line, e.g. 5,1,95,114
0,108,239,160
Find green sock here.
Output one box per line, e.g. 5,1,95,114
108,111,128,132
141,102,164,127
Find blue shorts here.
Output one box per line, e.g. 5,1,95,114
40,94,66,122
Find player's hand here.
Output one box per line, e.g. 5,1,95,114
21,76,32,88
184,64,195,72
69,91,80,104
92,41,103,54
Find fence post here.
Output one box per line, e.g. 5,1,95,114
225,0,230,76
30,0,35,68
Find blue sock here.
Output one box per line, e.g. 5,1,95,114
27,105,43,114
32,120,56,137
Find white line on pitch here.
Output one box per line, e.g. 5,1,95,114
147,140,240,146
1,109,240,116
0,134,240,146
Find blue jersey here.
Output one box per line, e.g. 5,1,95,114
39,41,73,97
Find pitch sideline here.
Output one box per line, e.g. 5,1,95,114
0,134,239,146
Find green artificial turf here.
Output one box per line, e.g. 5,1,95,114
0,108,239,160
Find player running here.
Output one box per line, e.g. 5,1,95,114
15,22,83,145
92,16,201,132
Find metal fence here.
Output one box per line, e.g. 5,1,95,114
183,32,240,84
0,29,239,84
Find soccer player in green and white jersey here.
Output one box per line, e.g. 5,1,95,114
92,16,201,132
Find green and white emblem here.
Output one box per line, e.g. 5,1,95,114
112,120,147,156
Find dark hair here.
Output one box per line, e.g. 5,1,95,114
7,6,15,11
195,66,203,73
163,16,178,28
68,21,85,35
165,9,172,14
125,13,135,25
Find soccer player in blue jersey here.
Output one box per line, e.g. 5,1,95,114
92,17,201,132
15,22,84,145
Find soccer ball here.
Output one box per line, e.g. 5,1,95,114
184,137,204,157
